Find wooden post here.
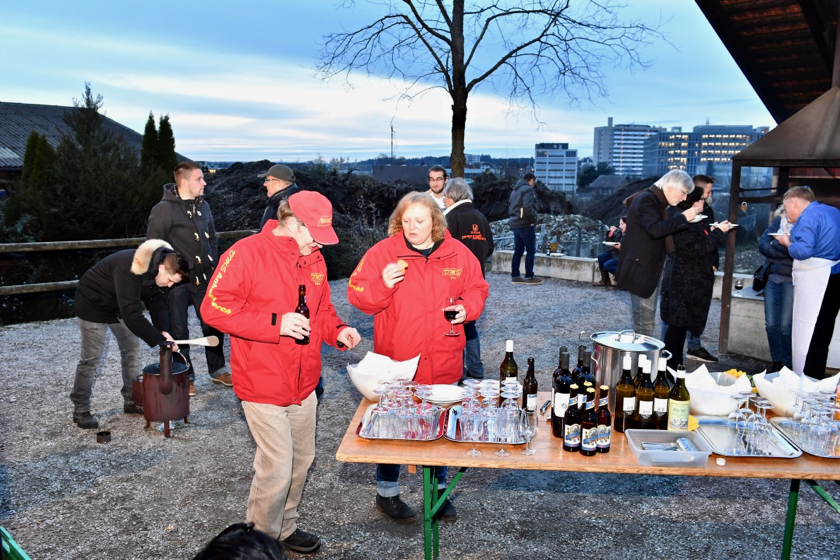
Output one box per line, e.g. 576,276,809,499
719,162,742,354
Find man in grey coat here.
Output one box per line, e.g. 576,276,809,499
508,172,542,285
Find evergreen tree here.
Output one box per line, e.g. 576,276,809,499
20,131,39,187
3,132,55,236
157,115,177,173
141,111,159,172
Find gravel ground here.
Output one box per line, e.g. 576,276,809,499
1,273,839,559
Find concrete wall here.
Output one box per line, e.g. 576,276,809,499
492,250,752,298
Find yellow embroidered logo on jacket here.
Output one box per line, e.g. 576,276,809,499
442,268,462,278
310,272,325,285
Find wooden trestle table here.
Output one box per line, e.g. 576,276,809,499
336,392,840,559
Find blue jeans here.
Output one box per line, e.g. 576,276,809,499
377,464,447,496
70,317,139,411
764,279,793,367
511,226,536,279
168,283,227,380
463,321,484,380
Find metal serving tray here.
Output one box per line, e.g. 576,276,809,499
356,403,446,441
694,416,801,458
443,405,526,445
770,417,840,459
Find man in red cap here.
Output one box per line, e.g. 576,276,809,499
202,191,360,554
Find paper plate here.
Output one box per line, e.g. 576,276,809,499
602,241,618,246
426,384,465,404
689,214,707,224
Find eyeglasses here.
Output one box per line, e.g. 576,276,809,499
264,178,280,183
428,177,446,183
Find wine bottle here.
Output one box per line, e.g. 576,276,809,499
596,385,612,453
551,352,573,439
614,353,636,433
523,357,538,413
667,365,691,431
653,356,670,430
580,387,598,456
633,354,646,389
563,384,581,452
579,350,596,389
572,344,585,385
499,340,518,383
633,358,655,429
550,347,563,425
295,284,310,345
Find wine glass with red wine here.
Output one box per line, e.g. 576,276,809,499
444,296,459,337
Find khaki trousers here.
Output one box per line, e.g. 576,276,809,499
242,392,316,539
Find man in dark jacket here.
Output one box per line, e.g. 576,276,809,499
616,170,696,336
259,164,300,229
444,177,494,380
508,172,541,284
70,240,188,429
147,161,229,396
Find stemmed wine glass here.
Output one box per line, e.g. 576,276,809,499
734,278,744,297
520,410,538,455
461,408,483,457
443,296,460,337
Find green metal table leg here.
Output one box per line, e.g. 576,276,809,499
781,479,801,560
806,480,840,515
422,467,468,559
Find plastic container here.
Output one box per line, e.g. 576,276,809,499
625,429,712,467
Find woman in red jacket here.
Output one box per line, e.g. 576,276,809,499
348,191,489,521
202,191,361,554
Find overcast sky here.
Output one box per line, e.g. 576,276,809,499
0,0,775,162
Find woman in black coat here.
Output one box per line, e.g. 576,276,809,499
660,187,732,367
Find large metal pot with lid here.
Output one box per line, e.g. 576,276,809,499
590,330,670,410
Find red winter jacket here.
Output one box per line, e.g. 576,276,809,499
347,231,489,384
201,221,346,406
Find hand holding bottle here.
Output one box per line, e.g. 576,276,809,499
280,312,310,341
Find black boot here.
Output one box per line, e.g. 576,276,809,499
375,494,417,520
593,268,611,287
73,410,99,429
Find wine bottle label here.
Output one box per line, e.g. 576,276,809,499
564,423,581,446
667,400,691,431
622,396,635,414
526,393,537,412
597,424,611,448
638,400,653,417
581,427,597,451
654,397,668,413
554,393,570,418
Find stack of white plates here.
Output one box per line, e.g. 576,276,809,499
426,384,465,406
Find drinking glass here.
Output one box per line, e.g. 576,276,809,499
520,410,538,456
734,278,744,297
443,296,460,337
462,409,483,457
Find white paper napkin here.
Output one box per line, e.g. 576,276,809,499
753,367,840,416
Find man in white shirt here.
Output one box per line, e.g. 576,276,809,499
426,165,447,210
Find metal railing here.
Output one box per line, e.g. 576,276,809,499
493,224,607,258
0,230,255,296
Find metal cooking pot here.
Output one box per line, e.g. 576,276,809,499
142,343,190,438
590,330,670,410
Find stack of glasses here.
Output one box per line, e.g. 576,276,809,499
785,389,840,456
727,391,776,455
362,376,439,440
458,378,538,457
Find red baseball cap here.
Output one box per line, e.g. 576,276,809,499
288,191,339,245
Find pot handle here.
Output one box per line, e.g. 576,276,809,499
660,349,673,362
616,329,637,342
159,342,174,395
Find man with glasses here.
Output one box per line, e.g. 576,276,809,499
426,165,448,210
616,169,696,337
259,165,300,229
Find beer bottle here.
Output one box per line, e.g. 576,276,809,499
552,352,573,439
596,385,612,453
580,387,598,456
295,284,310,345
563,384,581,452
633,359,655,429
523,357,538,413
653,357,671,430
579,380,593,410
614,353,636,433
499,340,518,383
667,365,691,431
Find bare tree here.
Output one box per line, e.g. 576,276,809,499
318,0,664,177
